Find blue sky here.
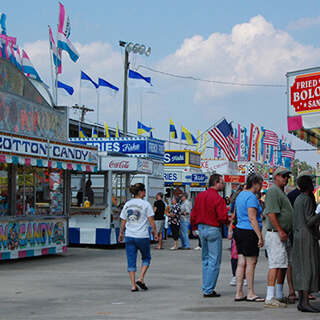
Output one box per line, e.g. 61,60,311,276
2,0,320,166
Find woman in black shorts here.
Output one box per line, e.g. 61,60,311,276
233,173,265,302
167,195,181,250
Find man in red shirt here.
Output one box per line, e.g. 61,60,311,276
191,173,229,298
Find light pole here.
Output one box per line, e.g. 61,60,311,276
119,41,151,136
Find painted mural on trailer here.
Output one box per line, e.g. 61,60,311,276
0,219,66,252
0,59,67,140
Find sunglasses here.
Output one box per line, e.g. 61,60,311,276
281,173,290,179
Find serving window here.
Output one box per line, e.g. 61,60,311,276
16,166,64,216
0,163,11,216
71,173,107,208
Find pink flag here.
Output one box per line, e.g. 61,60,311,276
248,124,254,161
49,25,61,70
58,3,71,38
0,34,17,45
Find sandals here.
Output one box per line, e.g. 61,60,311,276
288,293,299,301
288,292,316,301
136,280,148,291
309,294,316,300
246,296,265,302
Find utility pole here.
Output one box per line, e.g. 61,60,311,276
72,104,94,122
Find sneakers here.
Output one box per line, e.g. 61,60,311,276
229,277,247,286
194,246,202,251
264,297,287,308
230,276,236,286
276,296,295,304
170,247,177,250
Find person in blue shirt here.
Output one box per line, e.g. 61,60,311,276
233,172,264,302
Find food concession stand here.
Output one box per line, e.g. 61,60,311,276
0,57,98,260
164,150,209,201
68,137,165,245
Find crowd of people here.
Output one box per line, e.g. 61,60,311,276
118,169,320,313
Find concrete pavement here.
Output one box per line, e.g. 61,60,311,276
1,238,318,320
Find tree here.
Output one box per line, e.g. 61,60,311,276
291,159,315,186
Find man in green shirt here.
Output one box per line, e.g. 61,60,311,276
264,167,294,308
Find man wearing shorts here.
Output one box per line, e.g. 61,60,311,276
264,167,293,308
153,192,166,249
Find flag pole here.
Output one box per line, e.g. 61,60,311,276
169,122,171,150
96,90,99,136
140,90,143,122
48,25,56,105
55,7,60,107
78,71,82,134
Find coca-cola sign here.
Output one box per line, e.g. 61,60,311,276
100,157,138,171
109,160,130,169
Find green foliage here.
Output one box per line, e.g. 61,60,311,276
291,159,315,186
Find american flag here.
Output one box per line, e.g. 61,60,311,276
209,119,235,161
281,146,296,159
264,129,279,146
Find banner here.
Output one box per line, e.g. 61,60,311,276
237,125,247,161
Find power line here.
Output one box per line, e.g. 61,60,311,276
137,65,286,88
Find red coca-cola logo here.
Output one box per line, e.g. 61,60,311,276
290,72,320,114
109,160,130,168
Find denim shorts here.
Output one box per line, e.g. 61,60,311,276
125,237,151,272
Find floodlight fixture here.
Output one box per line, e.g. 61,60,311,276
125,42,134,53
119,40,151,136
138,45,146,55
145,47,151,57
132,43,140,53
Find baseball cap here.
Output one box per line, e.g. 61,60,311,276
297,170,315,179
273,167,291,178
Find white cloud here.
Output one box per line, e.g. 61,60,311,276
158,15,320,100
287,15,320,31
20,14,320,165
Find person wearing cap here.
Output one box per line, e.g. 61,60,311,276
264,167,294,308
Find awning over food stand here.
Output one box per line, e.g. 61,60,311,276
287,67,320,148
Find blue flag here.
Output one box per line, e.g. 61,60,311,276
80,71,98,89
137,121,154,135
56,80,74,95
79,126,87,138
128,70,152,87
98,78,119,96
0,13,6,35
